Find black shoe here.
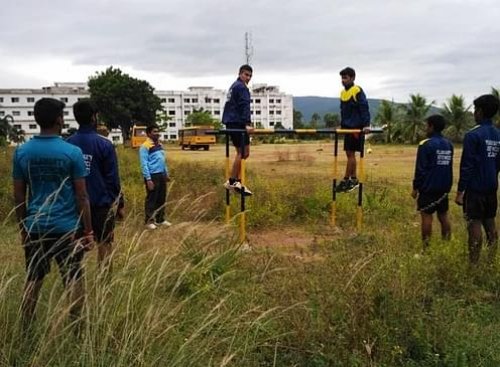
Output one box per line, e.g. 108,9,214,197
346,178,359,192
335,179,349,193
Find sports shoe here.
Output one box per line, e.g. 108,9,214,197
157,220,172,227
335,179,349,193
242,185,253,196
224,180,242,193
346,178,359,192
145,223,157,230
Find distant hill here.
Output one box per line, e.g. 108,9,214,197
293,96,382,123
293,96,442,124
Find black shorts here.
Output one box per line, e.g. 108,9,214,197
24,232,84,284
463,191,498,220
226,123,249,148
344,133,363,152
92,206,116,243
417,192,449,214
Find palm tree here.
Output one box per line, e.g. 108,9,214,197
442,95,474,142
375,99,402,143
403,94,433,144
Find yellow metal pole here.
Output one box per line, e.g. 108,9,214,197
356,134,366,231
331,133,338,226
225,138,231,223
240,157,246,243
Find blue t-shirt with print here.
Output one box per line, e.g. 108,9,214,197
12,135,88,234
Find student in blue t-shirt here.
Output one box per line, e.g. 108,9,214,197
12,98,93,328
412,115,453,249
455,94,500,264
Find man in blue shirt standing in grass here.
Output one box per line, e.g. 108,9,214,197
140,124,171,229
456,94,500,265
412,115,453,250
67,99,124,270
12,97,93,328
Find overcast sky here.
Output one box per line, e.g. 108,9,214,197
1,0,499,106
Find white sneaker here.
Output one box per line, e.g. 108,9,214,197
157,220,172,227
145,223,157,230
242,185,253,196
223,180,243,193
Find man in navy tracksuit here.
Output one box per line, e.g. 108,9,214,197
337,67,371,192
67,99,124,268
222,64,254,196
412,115,453,249
456,94,500,264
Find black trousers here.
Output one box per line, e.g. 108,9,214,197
145,173,167,224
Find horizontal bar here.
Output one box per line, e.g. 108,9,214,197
207,127,384,135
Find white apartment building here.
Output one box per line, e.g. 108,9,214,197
0,82,293,143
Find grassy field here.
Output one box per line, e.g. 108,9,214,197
1,141,500,366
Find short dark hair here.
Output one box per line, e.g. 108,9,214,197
426,114,446,133
146,124,159,134
474,94,500,119
34,98,65,129
239,64,253,74
339,67,356,78
73,99,97,126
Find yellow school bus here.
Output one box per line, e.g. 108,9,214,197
131,125,147,148
179,126,216,151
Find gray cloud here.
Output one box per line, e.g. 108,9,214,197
1,0,500,103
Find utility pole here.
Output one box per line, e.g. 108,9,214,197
244,32,254,65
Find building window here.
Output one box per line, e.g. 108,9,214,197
276,99,281,103
161,98,167,103
169,122,176,127
213,98,220,103
168,98,175,103
29,124,37,130
12,111,20,116
168,110,175,116
63,124,69,128
205,97,212,103
0,111,4,116
163,134,169,139
60,97,68,103
0,97,3,102
269,121,275,126
64,111,69,116
214,110,220,115
254,99,261,104
184,98,190,103
27,97,35,103
255,110,261,115
14,124,22,129
269,111,274,115
269,99,274,103
277,110,282,115
170,134,177,140
11,97,19,103
112,136,120,142
184,111,190,115
28,111,34,116
192,98,198,103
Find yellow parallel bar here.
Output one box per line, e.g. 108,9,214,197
294,129,320,134
240,158,246,243
225,156,230,223
335,129,362,134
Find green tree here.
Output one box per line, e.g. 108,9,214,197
274,121,285,130
323,113,340,128
375,100,402,143
293,109,304,129
0,115,24,146
310,112,321,129
185,108,218,127
492,87,500,126
442,95,474,142
403,94,433,144
88,67,163,142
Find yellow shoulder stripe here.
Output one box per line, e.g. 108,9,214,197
340,85,361,102
141,139,154,149
419,138,430,146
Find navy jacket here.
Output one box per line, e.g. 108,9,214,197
222,79,251,127
67,125,123,208
458,119,500,194
340,84,370,128
413,133,453,193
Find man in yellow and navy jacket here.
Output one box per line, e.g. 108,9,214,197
139,125,171,229
411,115,453,249
336,67,371,192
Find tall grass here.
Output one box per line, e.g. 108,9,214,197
1,145,500,366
